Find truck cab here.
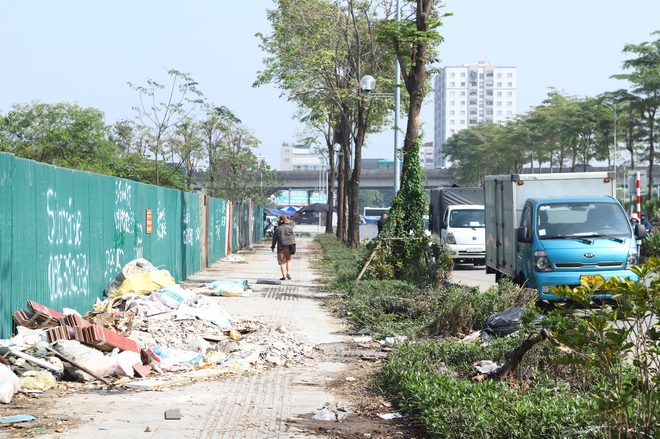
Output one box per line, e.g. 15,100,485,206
515,196,644,301
441,204,486,265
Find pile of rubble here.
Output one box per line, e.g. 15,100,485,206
0,258,318,404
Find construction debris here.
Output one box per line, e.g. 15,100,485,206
1,257,318,402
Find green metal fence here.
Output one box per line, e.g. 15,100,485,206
0,152,263,338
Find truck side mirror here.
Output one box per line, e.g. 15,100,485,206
635,224,647,240
517,227,531,243
442,221,448,229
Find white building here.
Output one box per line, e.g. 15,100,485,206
280,143,326,171
434,61,517,168
419,141,435,169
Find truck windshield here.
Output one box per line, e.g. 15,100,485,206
449,209,485,228
537,202,631,239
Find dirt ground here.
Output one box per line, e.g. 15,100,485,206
1,341,424,438
287,341,426,439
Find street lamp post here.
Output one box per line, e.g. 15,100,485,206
603,101,617,176
359,74,399,194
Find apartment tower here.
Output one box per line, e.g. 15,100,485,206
433,61,517,168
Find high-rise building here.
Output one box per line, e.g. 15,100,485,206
280,142,325,171
433,61,517,168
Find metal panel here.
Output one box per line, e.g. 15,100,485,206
0,151,261,338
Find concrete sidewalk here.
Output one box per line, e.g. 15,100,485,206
37,227,351,439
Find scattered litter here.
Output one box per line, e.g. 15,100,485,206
353,336,372,343
164,408,182,420
312,407,350,421
474,360,501,374
379,335,407,347
345,377,356,382
0,364,21,403
377,413,403,420
221,255,246,262
0,415,36,424
19,370,57,391
207,280,252,297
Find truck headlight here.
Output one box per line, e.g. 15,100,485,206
627,248,638,266
446,233,456,244
534,250,552,271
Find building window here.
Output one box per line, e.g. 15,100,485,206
450,129,455,134
460,110,465,115
507,82,513,87
449,100,455,105
449,110,455,115
486,71,493,77
479,73,484,79
449,81,455,86
470,81,477,86
449,91,455,96
507,72,513,78
469,100,477,105
284,149,290,153
497,91,502,96
460,91,466,96
485,80,493,86
497,82,502,87
460,120,465,125
507,110,513,115
507,101,512,106
496,110,502,116
460,82,466,86
470,109,477,114
470,90,477,96
285,158,290,162
460,72,466,77
450,72,455,77
497,101,502,106
486,90,493,96
486,109,493,115
497,73,502,78
460,101,466,105
449,120,455,125
507,91,512,96
485,99,493,105
470,118,477,124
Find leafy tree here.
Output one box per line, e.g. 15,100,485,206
256,0,394,247
207,120,282,205
128,69,204,186
0,101,119,173
377,0,451,181
359,189,384,213
612,31,660,199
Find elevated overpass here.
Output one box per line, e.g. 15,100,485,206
275,168,452,190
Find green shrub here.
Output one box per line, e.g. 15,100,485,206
379,342,594,438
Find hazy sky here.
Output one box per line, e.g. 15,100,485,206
1,1,659,170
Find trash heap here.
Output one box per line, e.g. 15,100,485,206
0,258,318,404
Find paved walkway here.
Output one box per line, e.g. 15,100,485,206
36,226,350,439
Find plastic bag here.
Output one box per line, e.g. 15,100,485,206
0,364,20,404
190,336,211,354
19,370,57,391
53,340,113,381
482,307,524,338
207,280,252,297
148,346,202,372
112,270,175,298
188,296,232,327
105,258,158,297
109,350,142,377
150,285,191,309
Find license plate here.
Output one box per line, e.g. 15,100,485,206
580,275,604,285
466,248,481,253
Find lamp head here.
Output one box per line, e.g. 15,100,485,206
332,143,341,152
359,75,375,93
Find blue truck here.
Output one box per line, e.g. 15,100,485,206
484,172,646,302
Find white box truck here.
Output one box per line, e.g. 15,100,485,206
429,187,485,266
484,172,645,302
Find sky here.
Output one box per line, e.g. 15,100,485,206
1,1,659,170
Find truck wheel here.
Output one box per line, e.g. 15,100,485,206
495,272,503,283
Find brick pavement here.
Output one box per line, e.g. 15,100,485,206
35,227,350,439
